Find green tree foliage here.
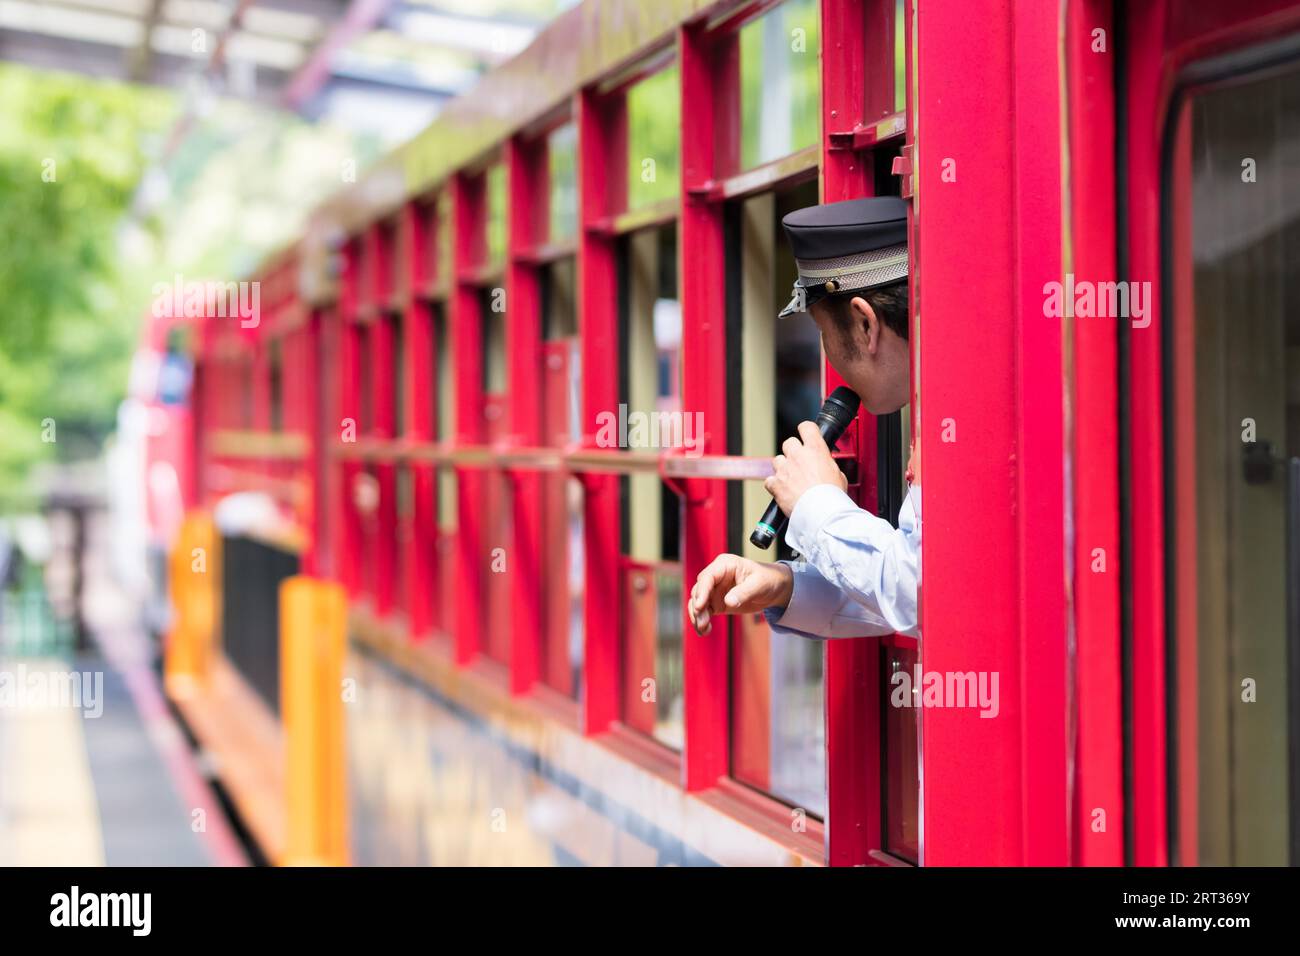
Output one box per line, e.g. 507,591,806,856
0,64,177,495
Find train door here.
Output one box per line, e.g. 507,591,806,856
1124,0,1300,865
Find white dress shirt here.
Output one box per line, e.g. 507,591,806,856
764,481,921,639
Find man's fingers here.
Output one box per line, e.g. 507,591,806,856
724,573,764,609
763,475,778,495
693,554,737,613
781,435,802,458
797,420,828,451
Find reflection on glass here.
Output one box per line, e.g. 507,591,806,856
541,258,584,698
894,0,906,114
486,163,507,265
433,303,456,537
549,123,578,242
436,191,453,290
392,314,405,437
1170,63,1300,865
883,642,919,862
269,338,283,432
479,288,507,395
739,0,820,171
626,65,680,210
730,181,827,817
621,224,684,748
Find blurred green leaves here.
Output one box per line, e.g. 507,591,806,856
0,64,177,498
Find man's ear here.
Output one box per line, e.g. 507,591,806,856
853,295,880,354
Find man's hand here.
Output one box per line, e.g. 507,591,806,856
688,554,793,636
763,421,847,516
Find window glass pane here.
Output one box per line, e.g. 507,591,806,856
357,327,372,434
894,0,906,114
392,314,405,437
269,339,283,432
486,163,507,266
729,180,827,816
739,0,821,171
1170,62,1300,865
620,224,684,748
480,288,507,395
483,391,511,665
626,65,681,210
541,257,584,698
436,191,453,290
433,304,456,535
549,122,578,242
883,642,920,861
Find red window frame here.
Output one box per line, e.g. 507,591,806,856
1121,0,1300,867
187,0,947,867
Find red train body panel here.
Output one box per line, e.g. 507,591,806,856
145,0,1300,866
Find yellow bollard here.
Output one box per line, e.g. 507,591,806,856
164,513,218,697
280,576,349,866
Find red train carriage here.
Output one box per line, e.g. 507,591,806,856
155,0,1300,866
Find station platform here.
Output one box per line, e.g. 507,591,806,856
0,533,246,867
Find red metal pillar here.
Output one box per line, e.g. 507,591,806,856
451,173,486,665
678,22,731,791
506,135,546,694
369,309,397,615
576,88,624,734
1011,0,1069,866
336,241,363,597
819,0,880,866
916,0,1062,865
1065,0,1124,866
1123,0,1169,866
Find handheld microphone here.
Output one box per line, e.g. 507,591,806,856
750,386,861,550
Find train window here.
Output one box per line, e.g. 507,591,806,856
269,339,283,433
727,179,827,816
432,302,456,641
861,0,906,121
480,289,507,396
625,64,681,211
620,223,684,748
738,0,820,172
882,636,919,861
486,162,507,267
479,285,511,666
541,256,584,697
241,360,254,428
436,191,454,295
434,303,456,533
548,123,578,243
392,314,405,438
357,325,373,435
1166,57,1300,865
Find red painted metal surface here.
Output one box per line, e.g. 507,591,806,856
679,20,731,792
506,135,547,694
1121,0,1300,868
1064,0,1124,867
452,172,487,666
170,0,1300,869
915,0,1025,865
819,0,884,868
576,87,623,735
1167,103,1198,868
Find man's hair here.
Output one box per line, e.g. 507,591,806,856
823,280,910,342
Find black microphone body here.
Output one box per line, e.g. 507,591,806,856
750,386,861,549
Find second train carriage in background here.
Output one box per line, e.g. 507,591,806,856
153,0,1300,866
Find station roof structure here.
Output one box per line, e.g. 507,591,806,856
0,0,575,142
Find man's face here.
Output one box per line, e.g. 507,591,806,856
808,296,910,416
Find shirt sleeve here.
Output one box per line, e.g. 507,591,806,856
762,482,921,639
